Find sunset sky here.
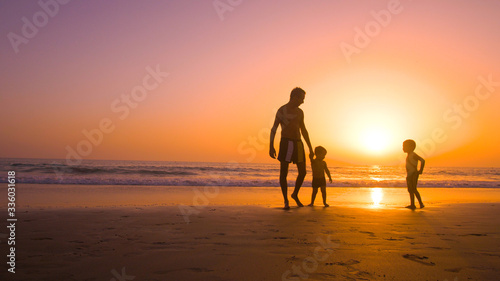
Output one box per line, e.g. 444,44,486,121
1,0,500,167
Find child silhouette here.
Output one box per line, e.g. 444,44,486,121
403,139,425,209
308,146,332,207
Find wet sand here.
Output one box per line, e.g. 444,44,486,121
1,184,500,280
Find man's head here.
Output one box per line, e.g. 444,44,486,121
289,87,306,106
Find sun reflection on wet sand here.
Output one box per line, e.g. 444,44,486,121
371,187,384,207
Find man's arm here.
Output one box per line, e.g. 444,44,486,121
299,111,314,157
269,114,280,159
309,153,314,162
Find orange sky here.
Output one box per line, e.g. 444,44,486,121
1,0,500,166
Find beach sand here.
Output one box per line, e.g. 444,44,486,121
1,184,500,280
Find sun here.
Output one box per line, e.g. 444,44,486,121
361,128,390,154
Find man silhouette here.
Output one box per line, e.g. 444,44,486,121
270,87,314,209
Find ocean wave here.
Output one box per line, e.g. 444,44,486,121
5,162,270,176
6,164,201,176
2,159,498,188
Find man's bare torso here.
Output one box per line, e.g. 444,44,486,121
277,104,303,140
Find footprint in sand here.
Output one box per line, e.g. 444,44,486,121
460,233,487,237
385,237,404,241
155,222,176,226
359,231,376,237
68,240,84,243
152,241,168,245
479,252,500,258
428,246,451,250
402,254,435,266
444,267,462,273
153,267,214,274
188,267,214,273
194,236,210,240
326,259,360,266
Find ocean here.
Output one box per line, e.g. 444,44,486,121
1,158,499,188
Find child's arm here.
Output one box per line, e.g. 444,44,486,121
415,153,425,174
324,161,332,183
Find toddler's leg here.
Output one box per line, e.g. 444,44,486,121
309,187,318,206
413,174,424,208
415,190,424,208
321,186,328,207
406,176,417,209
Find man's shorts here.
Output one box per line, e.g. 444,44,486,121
278,138,305,164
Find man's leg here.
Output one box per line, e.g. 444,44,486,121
291,161,306,207
280,161,290,208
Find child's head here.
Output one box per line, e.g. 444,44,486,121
314,146,327,159
403,139,416,153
